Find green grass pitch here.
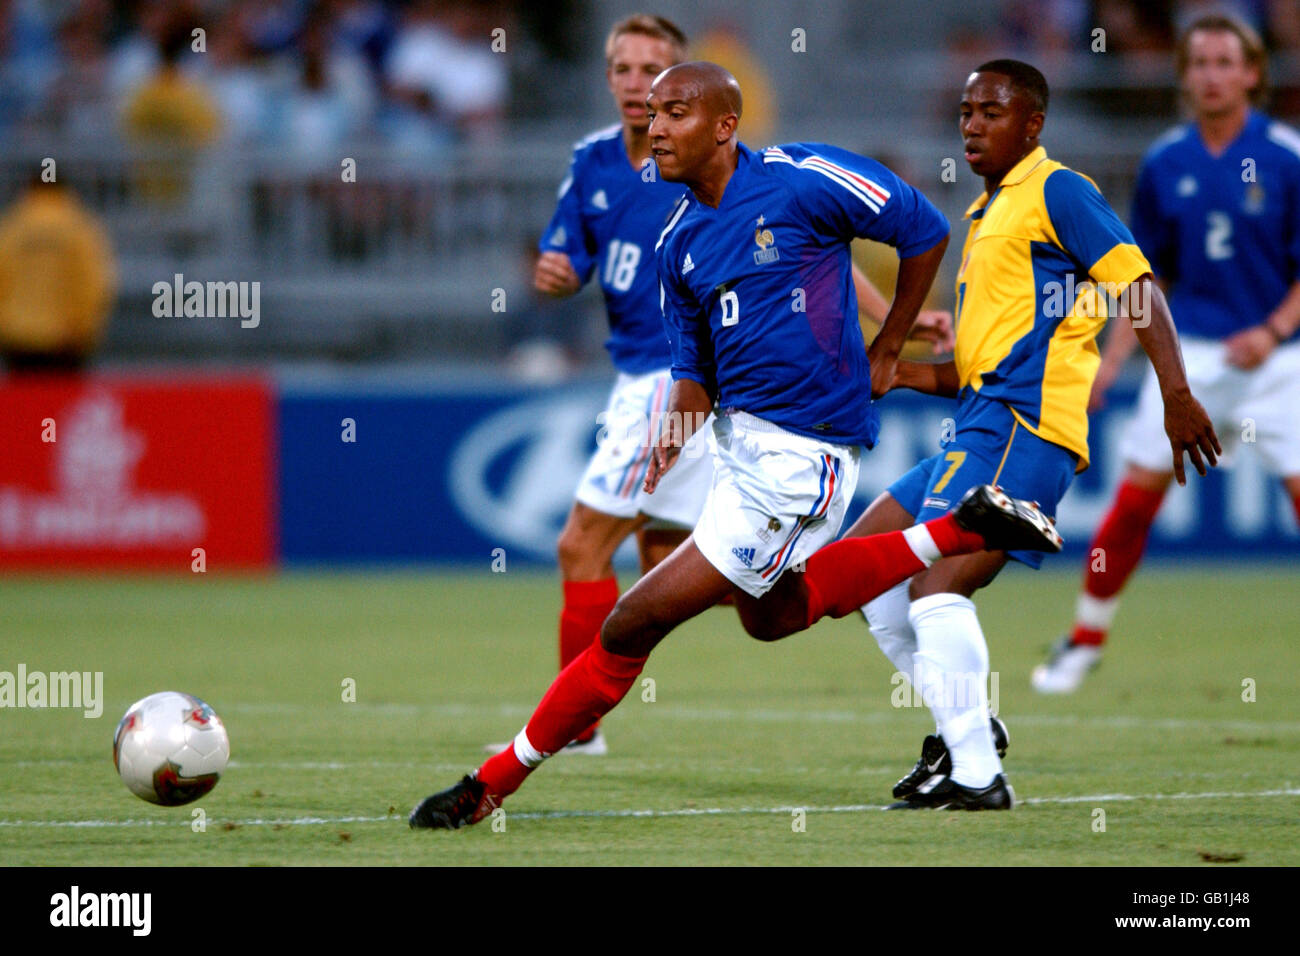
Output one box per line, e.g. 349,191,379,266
1,566,1296,866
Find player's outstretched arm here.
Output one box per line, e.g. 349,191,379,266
644,378,713,494
865,235,949,398
892,359,960,397
1125,274,1222,484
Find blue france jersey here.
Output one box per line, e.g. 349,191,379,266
656,142,949,447
1132,111,1300,341
539,124,689,373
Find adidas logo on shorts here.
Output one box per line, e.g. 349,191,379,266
731,546,756,568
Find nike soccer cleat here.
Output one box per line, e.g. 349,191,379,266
409,774,500,830
891,715,1009,799
952,484,1064,553
1031,635,1102,694
887,772,1016,811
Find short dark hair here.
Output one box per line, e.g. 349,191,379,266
973,58,1049,114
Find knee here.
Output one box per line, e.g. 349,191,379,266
600,595,651,657
555,525,583,573
740,609,800,643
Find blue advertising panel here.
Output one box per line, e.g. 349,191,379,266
278,374,1299,565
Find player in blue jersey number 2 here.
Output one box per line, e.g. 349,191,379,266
1036,13,1300,692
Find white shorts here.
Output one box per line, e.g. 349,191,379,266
1119,338,1300,477
693,410,861,598
574,369,714,528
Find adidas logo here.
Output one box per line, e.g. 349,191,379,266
549,226,566,247
731,546,756,568
682,253,695,275
592,189,608,210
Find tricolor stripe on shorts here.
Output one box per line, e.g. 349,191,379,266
615,375,668,498
757,454,840,580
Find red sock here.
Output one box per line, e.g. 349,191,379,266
801,514,982,623
1071,480,1164,646
1292,494,1300,527
478,641,646,797
558,578,619,742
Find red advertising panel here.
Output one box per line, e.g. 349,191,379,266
0,375,275,570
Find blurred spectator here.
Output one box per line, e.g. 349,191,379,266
122,12,222,203
199,1,273,144
122,14,221,148
0,176,117,372
385,0,508,146
1093,0,1176,53
0,0,59,131
1000,0,1089,55
277,16,372,162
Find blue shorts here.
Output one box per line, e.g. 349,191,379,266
888,391,1077,568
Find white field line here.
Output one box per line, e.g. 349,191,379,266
1,788,1296,830
216,701,1300,734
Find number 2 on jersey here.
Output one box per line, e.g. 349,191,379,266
1205,211,1233,261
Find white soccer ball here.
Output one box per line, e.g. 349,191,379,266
113,692,230,806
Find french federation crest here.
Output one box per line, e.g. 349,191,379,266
1243,183,1265,215
753,215,779,264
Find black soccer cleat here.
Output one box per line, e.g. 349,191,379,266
887,772,1016,811
409,774,500,830
952,484,1063,553
891,715,1010,799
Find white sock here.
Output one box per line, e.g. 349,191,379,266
862,580,917,681
909,593,1000,788
512,728,550,767
1075,591,1119,633
901,524,941,566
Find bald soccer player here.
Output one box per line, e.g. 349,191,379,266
409,62,1062,830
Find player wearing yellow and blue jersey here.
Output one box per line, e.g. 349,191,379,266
1038,14,1300,693
841,60,1222,809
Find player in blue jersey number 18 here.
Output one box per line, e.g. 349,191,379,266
526,16,953,757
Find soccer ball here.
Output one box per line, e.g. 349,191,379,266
113,692,230,806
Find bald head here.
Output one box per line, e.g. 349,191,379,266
646,60,743,200
653,61,743,120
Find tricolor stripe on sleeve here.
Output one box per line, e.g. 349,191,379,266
762,147,891,213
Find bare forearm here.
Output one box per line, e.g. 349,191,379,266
895,360,960,397
851,261,892,324
1265,281,1300,340
873,236,949,357
1127,276,1191,396
665,378,714,445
